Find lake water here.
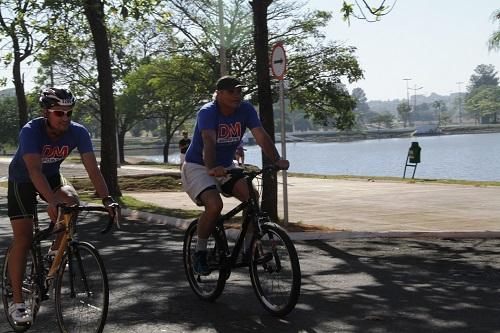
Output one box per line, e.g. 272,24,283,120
147,132,500,181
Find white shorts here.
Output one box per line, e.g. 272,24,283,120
181,162,238,205
179,153,186,165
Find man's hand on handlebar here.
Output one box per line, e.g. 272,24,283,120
208,166,227,177
102,196,121,228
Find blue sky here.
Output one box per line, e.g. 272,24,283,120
307,0,500,101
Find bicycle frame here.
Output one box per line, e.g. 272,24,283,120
215,168,270,270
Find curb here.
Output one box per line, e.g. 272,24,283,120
121,208,500,240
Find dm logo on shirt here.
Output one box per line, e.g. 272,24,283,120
217,122,241,144
41,145,69,163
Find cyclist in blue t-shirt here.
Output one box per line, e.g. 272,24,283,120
181,76,289,275
6,87,118,325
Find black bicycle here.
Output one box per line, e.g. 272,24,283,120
183,165,301,317
1,202,119,333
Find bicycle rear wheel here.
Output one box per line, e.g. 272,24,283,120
183,219,227,302
1,247,39,332
249,223,301,316
55,241,109,333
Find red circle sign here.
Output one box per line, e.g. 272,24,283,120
271,43,287,80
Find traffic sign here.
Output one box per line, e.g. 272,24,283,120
271,42,287,80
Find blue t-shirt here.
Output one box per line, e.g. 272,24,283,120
185,100,261,167
9,117,94,183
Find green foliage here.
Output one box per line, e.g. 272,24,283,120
465,85,500,123
397,102,411,127
0,96,20,146
467,64,499,91
488,9,500,51
373,112,394,128
164,0,364,129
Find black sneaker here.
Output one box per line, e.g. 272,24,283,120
193,251,210,275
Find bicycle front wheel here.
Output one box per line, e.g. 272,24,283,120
183,219,227,302
249,223,301,317
1,246,39,332
55,242,109,333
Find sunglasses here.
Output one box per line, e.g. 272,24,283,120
48,109,73,117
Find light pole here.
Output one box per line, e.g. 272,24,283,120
409,84,423,123
403,78,411,108
456,81,464,124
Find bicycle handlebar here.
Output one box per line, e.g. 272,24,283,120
56,203,121,234
226,164,285,180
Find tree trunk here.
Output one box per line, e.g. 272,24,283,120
83,0,121,196
163,118,171,163
251,0,278,221
12,59,28,128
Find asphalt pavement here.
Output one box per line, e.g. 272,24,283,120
1,202,500,332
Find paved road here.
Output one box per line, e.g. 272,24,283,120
1,198,500,332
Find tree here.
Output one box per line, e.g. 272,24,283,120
467,64,499,91
351,87,370,125
373,112,394,128
249,0,279,219
0,0,46,128
488,9,500,51
397,102,411,127
35,11,174,163
465,64,499,124
465,85,500,124
123,55,212,162
432,100,447,126
341,0,398,24
0,96,20,147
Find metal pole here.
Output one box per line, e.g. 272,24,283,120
456,81,463,124
279,80,288,225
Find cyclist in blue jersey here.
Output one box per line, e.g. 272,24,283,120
181,76,289,275
6,87,118,325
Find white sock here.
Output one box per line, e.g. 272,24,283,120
196,238,208,252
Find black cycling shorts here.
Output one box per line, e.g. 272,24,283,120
7,174,68,221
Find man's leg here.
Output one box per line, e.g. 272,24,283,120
193,189,223,275
197,189,223,241
8,219,33,304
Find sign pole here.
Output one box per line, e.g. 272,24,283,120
271,42,289,225
279,79,289,224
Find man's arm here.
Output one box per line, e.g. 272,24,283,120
251,127,289,169
80,152,110,200
201,129,226,177
23,154,58,220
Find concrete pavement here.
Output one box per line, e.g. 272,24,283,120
125,175,500,239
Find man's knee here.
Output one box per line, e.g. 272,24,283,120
201,192,223,215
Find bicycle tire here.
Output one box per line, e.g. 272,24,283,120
249,223,301,316
55,241,109,333
1,247,39,332
183,219,227,302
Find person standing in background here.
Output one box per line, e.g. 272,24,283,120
178,130,191,169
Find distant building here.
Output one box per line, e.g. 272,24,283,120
0,88,15,99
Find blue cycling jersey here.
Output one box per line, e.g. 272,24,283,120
185,100,261,167
9,117,94,183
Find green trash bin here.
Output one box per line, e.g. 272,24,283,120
408,142,421,164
